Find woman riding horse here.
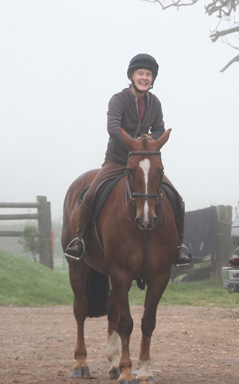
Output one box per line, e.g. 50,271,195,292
65,53,191,266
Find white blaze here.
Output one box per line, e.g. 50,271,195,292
139,158,150,221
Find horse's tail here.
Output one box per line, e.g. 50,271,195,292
86,267,110,318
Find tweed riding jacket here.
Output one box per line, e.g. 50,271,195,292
105,86,165,165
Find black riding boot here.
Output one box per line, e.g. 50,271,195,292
175,201,192,266
64,202,92,261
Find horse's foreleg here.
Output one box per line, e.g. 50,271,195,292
137,273,170,384
106,290,121,379
68,260,91,378
110,274,137,384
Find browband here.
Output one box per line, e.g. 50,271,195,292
128,151,161,156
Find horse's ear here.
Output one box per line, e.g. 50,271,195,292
119,128,134,150
153,129,172,151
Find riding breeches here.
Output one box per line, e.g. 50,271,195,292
75,159,126,238
81,159,127,208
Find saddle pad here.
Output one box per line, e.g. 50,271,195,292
93,173,126,221
77,173,126,220
78,186,89,205
161,182,180,223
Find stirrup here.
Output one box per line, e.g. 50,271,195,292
174,244,192,268
64,237,86,262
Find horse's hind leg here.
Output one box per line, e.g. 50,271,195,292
106,290,121,379
137,273,170,384
68,259,91,378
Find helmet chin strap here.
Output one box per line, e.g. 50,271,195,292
131,80,154,94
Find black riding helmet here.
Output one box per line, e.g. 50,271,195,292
127,53,159,92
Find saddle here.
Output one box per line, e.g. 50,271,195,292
78,173,126,221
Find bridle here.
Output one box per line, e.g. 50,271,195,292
126,151,164,207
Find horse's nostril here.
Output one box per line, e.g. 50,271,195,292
152,217,158,227
135,217,142,227
146,217,158,230
135,217,147,229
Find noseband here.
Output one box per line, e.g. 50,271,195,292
126,151,164,207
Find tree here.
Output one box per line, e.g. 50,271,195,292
19,225,41,262
143,0,239,72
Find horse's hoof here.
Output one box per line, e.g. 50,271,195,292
118,380,138,384
71,366,90,378
109,367,121,379
137,377,156,384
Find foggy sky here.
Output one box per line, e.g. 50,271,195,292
1,0,238,221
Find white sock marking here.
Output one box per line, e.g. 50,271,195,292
106,331,120,371
139,158,150,222
136,359,153,379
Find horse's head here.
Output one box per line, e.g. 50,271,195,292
120,128,172,230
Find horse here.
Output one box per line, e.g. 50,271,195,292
61,128,178,384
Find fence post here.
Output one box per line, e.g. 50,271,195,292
37,196,53,269
215,205,232,279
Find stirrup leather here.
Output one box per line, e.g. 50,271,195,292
64,237,85,262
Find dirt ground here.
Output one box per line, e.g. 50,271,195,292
1,305,239,384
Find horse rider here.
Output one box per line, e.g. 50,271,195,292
65,53,192,266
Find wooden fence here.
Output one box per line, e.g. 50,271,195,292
171,205,232,282
0,196,53,269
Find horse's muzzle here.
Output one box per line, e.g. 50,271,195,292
135,216,158,230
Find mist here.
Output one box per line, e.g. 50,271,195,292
1,0,238,220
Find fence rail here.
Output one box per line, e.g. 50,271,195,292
0,214,39,220
0,231,25,237
0,202,40,208
0,196,53,269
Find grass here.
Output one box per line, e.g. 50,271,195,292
0,249,73,306
0,249,238,308
129,278,239,308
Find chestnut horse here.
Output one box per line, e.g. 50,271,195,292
61,128,178,384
